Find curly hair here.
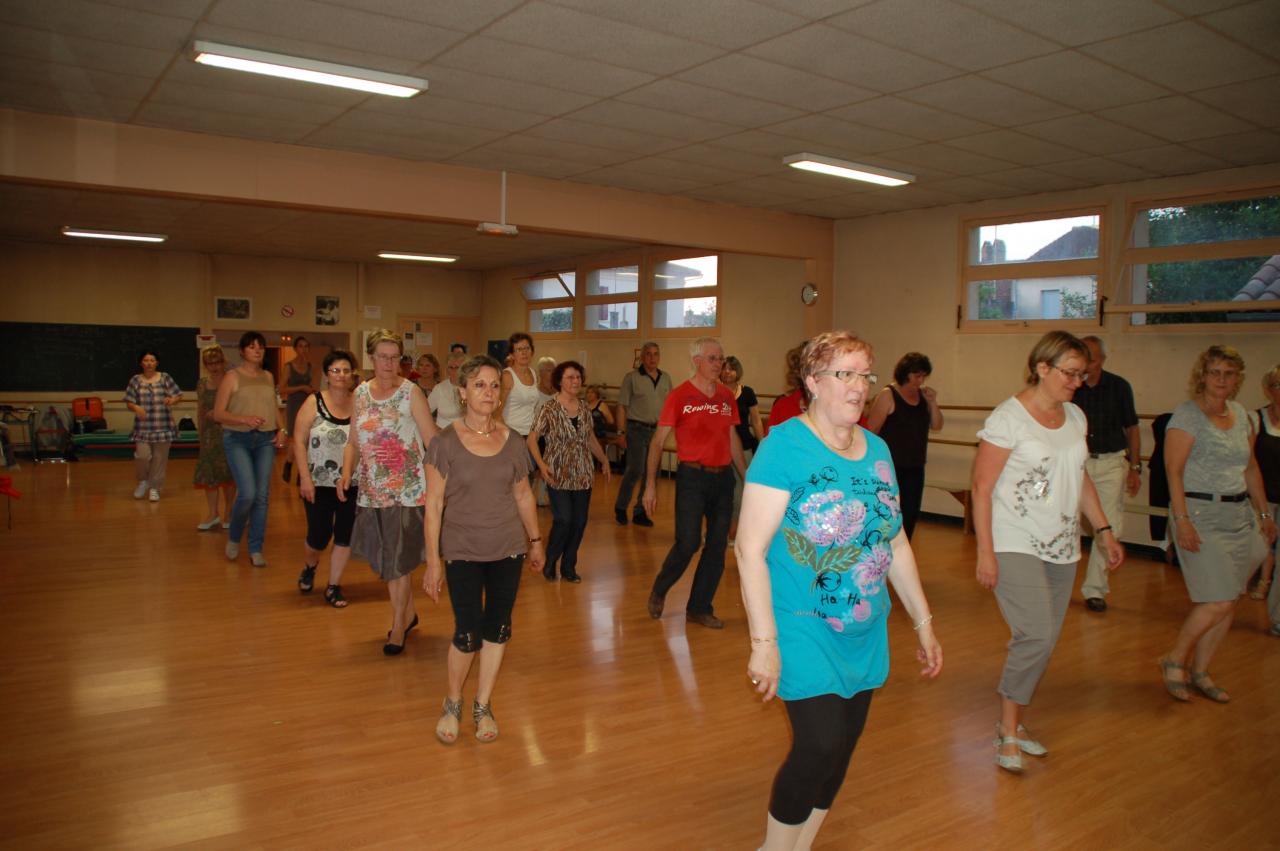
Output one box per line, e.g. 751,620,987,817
1188,344,1245,398
892,352,932,386
799,331,875,387
551,360,585,392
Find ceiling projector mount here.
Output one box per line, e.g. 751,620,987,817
478,171,519,237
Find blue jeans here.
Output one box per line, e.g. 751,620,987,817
651,464,733,615
223,429,276,553
546,486,592,578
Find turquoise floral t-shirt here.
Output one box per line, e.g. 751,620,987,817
746,417,902,701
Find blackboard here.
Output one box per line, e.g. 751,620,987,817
0,322,201,392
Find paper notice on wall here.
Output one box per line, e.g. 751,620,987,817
196,334,218,349
404,332,417,354
419,332,432,346
364,305,382,319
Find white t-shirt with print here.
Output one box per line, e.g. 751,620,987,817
978,396,1088,564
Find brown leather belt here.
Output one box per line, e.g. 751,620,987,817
679,461,730,474
1185,491,1248,502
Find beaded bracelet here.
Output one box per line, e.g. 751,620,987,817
750,636,777,645
913,614,933,631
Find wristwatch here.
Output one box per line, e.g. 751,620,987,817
1129,462,1142,472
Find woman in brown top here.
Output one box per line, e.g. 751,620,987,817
423,355,544,745
528,361,610,583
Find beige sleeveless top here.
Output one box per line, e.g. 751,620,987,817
223,369,278,432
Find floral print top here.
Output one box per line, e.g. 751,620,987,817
747,418,903,701
352,379,427,508
977,396,1087,563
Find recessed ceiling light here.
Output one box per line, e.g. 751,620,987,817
192,41,427,98
61,226,167,243
783,153,915,187
377,252,459,263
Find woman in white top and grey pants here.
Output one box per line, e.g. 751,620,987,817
972,331,1124,774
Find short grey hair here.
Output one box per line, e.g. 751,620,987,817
1081,334,1107,357
689,336,721,361
641,341,659,354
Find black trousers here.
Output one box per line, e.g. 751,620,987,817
546,486,591,578
445,556,523,652
897,466,925,540
651,464,733,615
769,690,874,825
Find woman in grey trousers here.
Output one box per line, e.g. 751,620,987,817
972,331,1124,774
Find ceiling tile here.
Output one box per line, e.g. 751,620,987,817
433,36,655,98
1184,130,1280,166
613,155,758,184
568,100,743,143
414,64,600,116
1184,75,1280,127
0,0,196,51
97,0,211,18
1158,0,1251,12
147,78,354,125
205,0,465,63
676,54,877,113
482,3,724,75
317,0,523,30
525,119,689,156
979,51,1170,112
745,23,959,93
318,109,507,148
978,167,1090,193
827,0,1059,71
771,197,881,218
0,24,176,78
902,76,1074,126
1098,96,1254,142
946,129,1084,165
617,79,806,127
1108,145,1231,176
827,96,996,141
880,142,1014,174
362,94,549,134
1043,157,1155,184
0,80,140,122
723,174,851,200
926,175,1024,200
653,144,782,176
960,0,1180,46
764,114,923,154
478,134,632,167
750,0,879,19
1018,114,1166,155
0,56,155,101
191,22,423,73
1081,21,1275,92
1200,0,1280,56
687,183,815,208
448,148,600,180
711,129,817,157
547,0,807,50
570,166,710,195
134,102,321,144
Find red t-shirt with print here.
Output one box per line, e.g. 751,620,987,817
658,379,740,466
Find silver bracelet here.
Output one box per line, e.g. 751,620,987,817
750,636,777,645
913,614,933,631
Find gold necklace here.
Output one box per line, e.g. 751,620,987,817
806,413,854,452
462,415,494,436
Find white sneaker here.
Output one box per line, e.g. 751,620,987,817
249,552,267,568
133,481,149,499
225,541,239,560
149,488,160,502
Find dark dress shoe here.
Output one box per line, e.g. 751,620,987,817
543,564,556,581
647,592,665,619
686,611,724,629
1085,597,1107,612
615,509,628,526
562,572,582,584
632,512,654,527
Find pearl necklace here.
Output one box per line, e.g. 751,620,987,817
806,413,854,453
462,416,495,436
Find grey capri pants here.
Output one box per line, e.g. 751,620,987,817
993,552,1076,706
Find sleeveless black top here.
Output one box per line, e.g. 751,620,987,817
878,386,931,470
1256,407,1280,503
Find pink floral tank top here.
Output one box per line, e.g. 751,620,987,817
353,379,427,508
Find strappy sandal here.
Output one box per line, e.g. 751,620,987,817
1250,578,1271,600
993,731,1023,774
1190,671,1230,703
995,721,1047,756
436,697,462,745
297,564,317,594
473,700,498,743
323,584,348,608
1159,657,1191,702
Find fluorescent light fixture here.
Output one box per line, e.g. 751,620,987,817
783,153,914,187
61,226,167,243
377,252,459,263
192,41,427,98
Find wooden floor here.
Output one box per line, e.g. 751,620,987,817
0,455,1276,850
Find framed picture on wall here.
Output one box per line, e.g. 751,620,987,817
215,296,252,321
315,295,339,326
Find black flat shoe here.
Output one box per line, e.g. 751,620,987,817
297,564,317,594
562,572,582,583
383,639,405,656
543,564,556,581
388,614,420,639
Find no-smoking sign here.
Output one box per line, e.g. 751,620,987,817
280,304,295,318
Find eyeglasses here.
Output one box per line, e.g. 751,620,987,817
1205,368,1240,380
372,353,399,363
700,354,725,364
1269,381,1280,390
815,370,878,386
512,345,532,353
328,367,353,375
1052,366,1087,383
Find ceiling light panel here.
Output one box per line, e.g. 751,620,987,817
192,41,427,98
782,153,915,187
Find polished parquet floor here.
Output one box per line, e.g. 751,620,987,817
0,456,1276,850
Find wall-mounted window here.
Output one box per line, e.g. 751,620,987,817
522,271,574,334
582,264,639,334
959,209,1102,330
650,255,718,333
1116,189,1280,327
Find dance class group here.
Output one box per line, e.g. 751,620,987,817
122,323,1278,850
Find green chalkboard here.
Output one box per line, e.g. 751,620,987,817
0,322,201,392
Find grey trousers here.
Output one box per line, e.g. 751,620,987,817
134,440,172,490
993,552,1076,706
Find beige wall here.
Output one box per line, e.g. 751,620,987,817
480,251,811,397
833,163,1280,539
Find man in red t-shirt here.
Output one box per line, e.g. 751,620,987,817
642,337,747,629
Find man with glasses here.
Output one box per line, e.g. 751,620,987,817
1073,335,1140,613
642,337,747,629
615,341,673,527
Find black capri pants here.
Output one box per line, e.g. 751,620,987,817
303,486,357,550
769,689,874,825
445,555,524,652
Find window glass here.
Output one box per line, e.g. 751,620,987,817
582,301,638,331
528,306,573,333
1132,256,1278,325
1133,195,1280,247
969,215,1099,265
966,276,1097,321
586,265,639,296
654,256,718,290
653,296,717,329
521,272,575,301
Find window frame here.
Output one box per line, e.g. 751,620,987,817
516,269,576,336
647,250,721,338
957,205,1105,332
579,257,642,338
1110,185,1280,332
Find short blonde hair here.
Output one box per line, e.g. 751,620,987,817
800,331,874,387
1025,330,1088,385
1263,364,1280,394
200,344,225,367
537,356,557,372
1189,345,1245,398
365,328,402,356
